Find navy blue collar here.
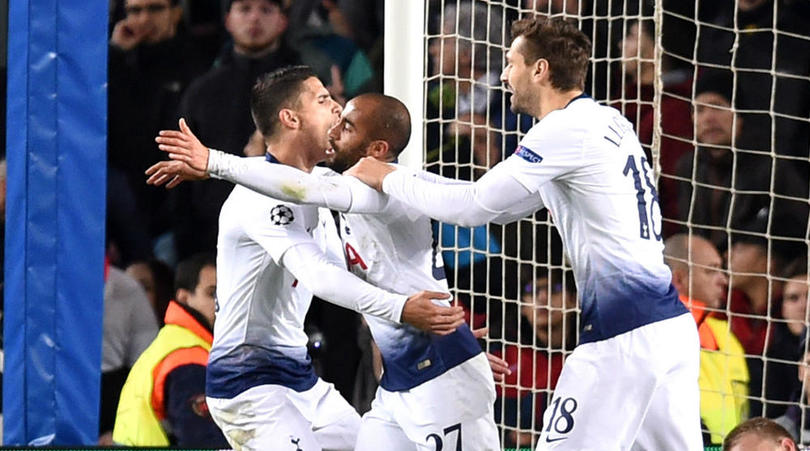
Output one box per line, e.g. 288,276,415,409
565,92,590,108
265,152,280,163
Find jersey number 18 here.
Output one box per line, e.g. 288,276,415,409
623,155,662,241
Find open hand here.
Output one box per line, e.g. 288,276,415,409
145,160,208,188
472,327,511,382
156,118,210,172
344,156,396,191
401,291,465,335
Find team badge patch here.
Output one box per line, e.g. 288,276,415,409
270,205,295,226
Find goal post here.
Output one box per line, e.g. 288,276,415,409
383,0,425,170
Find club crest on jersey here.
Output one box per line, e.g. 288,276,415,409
270,205,295,226
515,145,543,163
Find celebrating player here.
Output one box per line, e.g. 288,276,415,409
149,92,509,449
158,66,465,450
346,17,702,450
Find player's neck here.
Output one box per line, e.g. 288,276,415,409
535,88,584,120
266,141,320,173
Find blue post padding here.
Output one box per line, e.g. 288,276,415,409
4,0,108,445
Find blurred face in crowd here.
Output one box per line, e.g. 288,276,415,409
178,264,217,328
694,92,742,157
429,18,465,76
226,0,287,55
327,98,373,173
727,242,768,290
782,275,809,336
123,0,182,44
619,21,655,84
520,276,575,345
672,237,728,309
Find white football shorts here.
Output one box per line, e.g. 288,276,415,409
355,352,500,451
207,378,360,451
536,312,702,451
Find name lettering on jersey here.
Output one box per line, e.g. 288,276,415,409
345,243,368,270
604,116,633,147
514,145,543,164
270,205,295,226
417,359,432,370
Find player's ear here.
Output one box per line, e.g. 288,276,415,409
175,288,191,305
670,268,686,291
534,58,549,81
367,140,390,160
278,108,299,130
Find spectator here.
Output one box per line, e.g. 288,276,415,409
495,269,577,448
107,0,211,261
125,259,175,326
763,260,810,417
172,0,299,260
697,0,810,174
287,1,378,99
99,260,159,444
426,0,505,179
727,208,806,417
112,253,227,447
775,349,810,445
675,70,809,255
664,233,748,445
614,18,692,234
725,417,797,451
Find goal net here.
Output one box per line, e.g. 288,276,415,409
386,0,810,447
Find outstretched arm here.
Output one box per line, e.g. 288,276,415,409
207,150,387,213
152,118,388,213
346,157,537,227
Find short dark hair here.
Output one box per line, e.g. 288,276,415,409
250,65,317,139
510,16,591,91
783,258,808,280
723,417,795,450
356,93,412,159
175,253,216,293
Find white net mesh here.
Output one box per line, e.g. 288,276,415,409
410,0,810,447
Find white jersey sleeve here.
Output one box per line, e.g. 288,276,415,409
208,149,388,214
281,242,407,324
497,112,587,193
236,194,407,323
381,165,535,227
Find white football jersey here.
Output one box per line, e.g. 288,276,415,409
497,94,687,343
338,174,482,391
207,167,342,398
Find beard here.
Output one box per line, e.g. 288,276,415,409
326,142,367,173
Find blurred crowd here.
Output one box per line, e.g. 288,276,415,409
0,0,808,447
